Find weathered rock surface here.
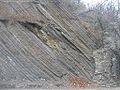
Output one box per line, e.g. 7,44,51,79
93,24,120,87
0,0,119,89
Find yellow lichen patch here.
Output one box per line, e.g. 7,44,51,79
39,30,59,49
46,36,59,49
31,25,59,49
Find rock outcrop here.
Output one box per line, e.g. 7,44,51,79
0,0,119,88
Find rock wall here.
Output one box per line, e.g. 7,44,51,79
0,0,119,88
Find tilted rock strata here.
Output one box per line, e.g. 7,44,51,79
0,0,115,88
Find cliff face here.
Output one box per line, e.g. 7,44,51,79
0,0,113,88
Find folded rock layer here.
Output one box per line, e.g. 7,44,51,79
0,0,102,88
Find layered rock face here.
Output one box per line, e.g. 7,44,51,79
0,0,119,88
